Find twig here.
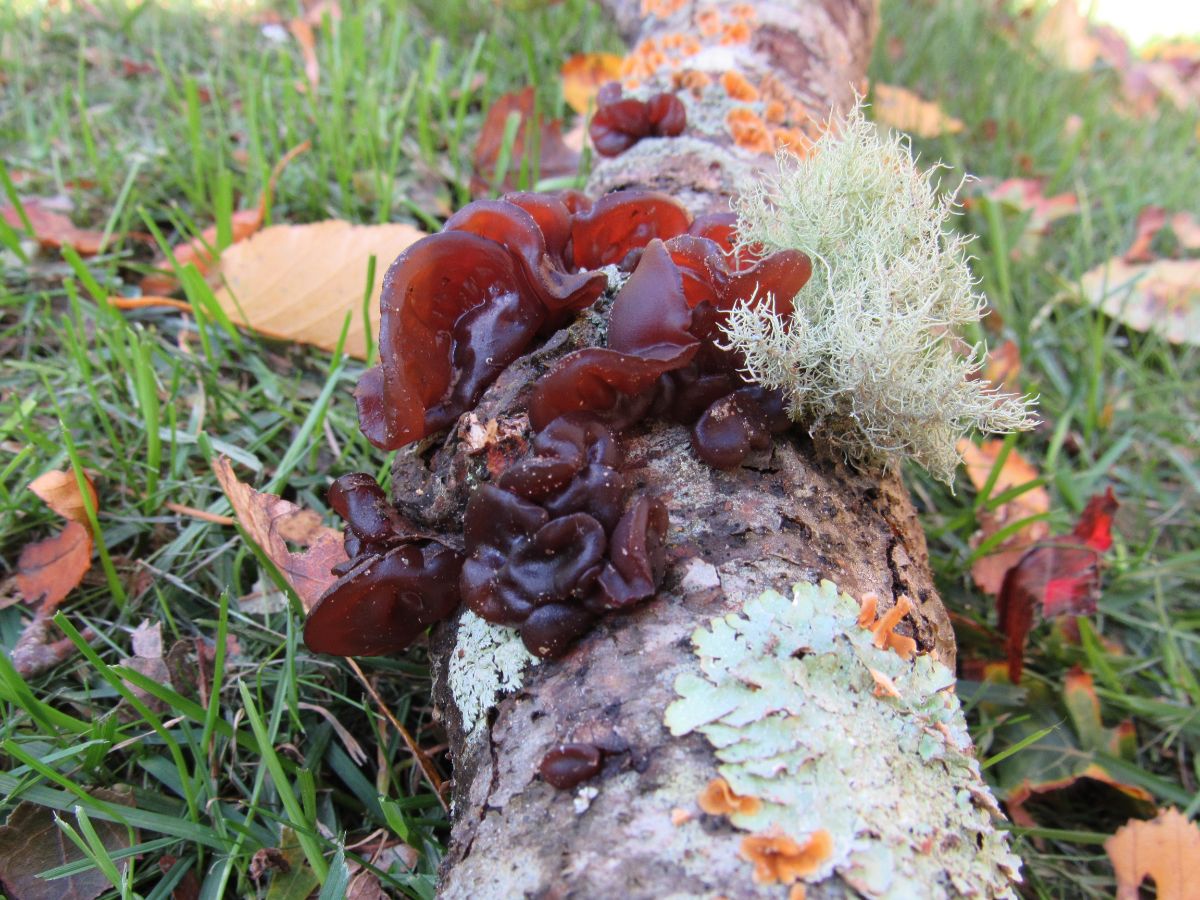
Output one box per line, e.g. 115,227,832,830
346,657,448,811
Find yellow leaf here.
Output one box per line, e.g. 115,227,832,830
1033,0,1099,72
871,84,964,138
1079,257,1200,346
561,52,623,115
1105,808,1200,900
211,220,426,359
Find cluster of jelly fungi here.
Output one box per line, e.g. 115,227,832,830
305,188,811,660
590,82,687,157
539,742,604,790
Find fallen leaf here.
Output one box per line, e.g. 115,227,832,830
996,487,1118,682
16,521,92,611
211,219,425,358
0,788,135,900
119,620,172,713
9,610,97,678
981,664,1153,824
561,52,624,114
28,469,98,530
871,84,964,138
1105,807,1200,900
473,86,580,195
140,141,309,295
1,200,113,255
981,338,1022,395
213,456,348,610
1033,0,1099,72
1078,257,1200,346
1124,206,1200,264
975,177,1080,259
288,18,320,93
958,439,1050,596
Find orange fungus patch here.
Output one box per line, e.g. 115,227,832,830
726,108,774,155
859,593,918,660
739,829,834,885
721,71,759,102
697,777,762,817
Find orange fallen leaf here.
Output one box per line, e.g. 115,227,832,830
211,219,425,359
1078,257,1200,346
871,84,964,138
28,469,98,531
561,53,623,114
1033,0,1099,72
1105,807,1200,900
958,439,1050,596
15,521,92,611
140,141,310,295
977,177,1080,259
982,339,1022,394
212,457,348,610
2,200,113,255
289,18,320,93
1125,206,1200,264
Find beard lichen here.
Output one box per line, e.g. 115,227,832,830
663,580,1023,898
725,105,1035,484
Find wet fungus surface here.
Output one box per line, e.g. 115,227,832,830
589,82,687,157
307,186,811,661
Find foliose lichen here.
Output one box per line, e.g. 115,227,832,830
663,580,1023,898
448,610,537,736
724,105,1036,484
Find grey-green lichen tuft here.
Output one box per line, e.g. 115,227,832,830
725,105,1036,484
664,580,1023,898
448,610,537,737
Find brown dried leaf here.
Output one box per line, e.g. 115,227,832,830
473,87,580,196
16,521,93,611
871,84,964,138
0,788,135,900
561,52,623,114
1105,807,1200,900
211,220,425,359
212,456,348,610
1033,0,1099,72
29,468,98,530
1,200,114,255
120,620,173,712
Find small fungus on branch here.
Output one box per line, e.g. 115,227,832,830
739,830,834,885
697,777,761,817
589,82,687,157
539,743,604,790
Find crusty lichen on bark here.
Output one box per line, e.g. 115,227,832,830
665,580,1023,898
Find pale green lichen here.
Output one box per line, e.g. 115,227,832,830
664,580,1023,899
448,610,537,736
725,105,1035,484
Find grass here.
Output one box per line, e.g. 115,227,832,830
0,0,1197,896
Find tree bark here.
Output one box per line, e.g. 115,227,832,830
391,2,1013,896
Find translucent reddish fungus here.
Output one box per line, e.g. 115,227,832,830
589,82,687,157
539,743,603,789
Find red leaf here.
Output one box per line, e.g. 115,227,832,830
472,87,579,196
996,487,1118,682
2,200,113,255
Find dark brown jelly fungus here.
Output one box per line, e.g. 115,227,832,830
528,240,699,430
692,386,791,469
592,495,669,612
589,83,687,158
665,234,813,318
445,199,606,321
356,231,545,450
540,742,604,790
498,415,626,531
571,190,692,271
303,540,465,656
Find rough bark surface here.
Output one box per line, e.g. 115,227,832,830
401,1,972,896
